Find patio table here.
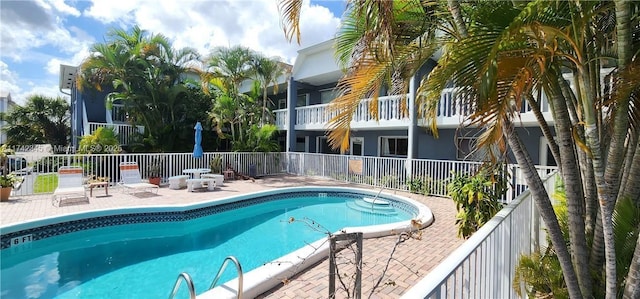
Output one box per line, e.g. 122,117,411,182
182,168,211,189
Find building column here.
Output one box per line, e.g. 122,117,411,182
406,74,418,178
286,77,298,152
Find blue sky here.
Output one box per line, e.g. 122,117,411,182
0,0,346,105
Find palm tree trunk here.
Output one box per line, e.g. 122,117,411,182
503,118,583,299
623,235,640,299
609,2,634,296
262,87,268,125
525,93,561,167
619,135,639,203
547,69,592,296
447,0,468,38
622,140,640,298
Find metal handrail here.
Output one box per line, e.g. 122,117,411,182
209,256,243,299
168,272,196,299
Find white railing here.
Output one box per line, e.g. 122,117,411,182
290,95,410,130
274,109,287,128
286,153,557,202
111,104,127,123
12,151,556,202
9,152,286,197
87,122,145,145
401,172,556,299
9,151,557,297
276,89,552,130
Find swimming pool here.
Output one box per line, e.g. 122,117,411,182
0,187,433,298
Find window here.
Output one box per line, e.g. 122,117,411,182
350,137,363,156
320,89,340,104
380,137,408,157
295,136,308,152
457,137,493,161
296,94,308,107
317,137,339,154
278,99,287,110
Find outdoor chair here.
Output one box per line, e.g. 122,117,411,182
52,166,89,206
118,162,159,195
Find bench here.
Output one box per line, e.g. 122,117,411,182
168,175,190,190
200,174,224,186
186,178,216,192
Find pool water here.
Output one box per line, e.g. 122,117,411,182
1,195,412,299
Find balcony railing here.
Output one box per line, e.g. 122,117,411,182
274,88,555,130
87,122,144,145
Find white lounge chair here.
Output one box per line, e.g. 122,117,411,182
52,166,89,206
119,162,159,194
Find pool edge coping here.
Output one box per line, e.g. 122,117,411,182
0,186,434,298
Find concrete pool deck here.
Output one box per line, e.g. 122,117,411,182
0,174,464,298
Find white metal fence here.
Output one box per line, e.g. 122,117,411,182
7,151,557,297
285,153,557,202
9,152,286,197
401,171,556,299
10,151,556,203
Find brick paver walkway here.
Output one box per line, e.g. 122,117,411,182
0,175,464,298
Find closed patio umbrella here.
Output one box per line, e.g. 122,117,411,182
193,122,203,158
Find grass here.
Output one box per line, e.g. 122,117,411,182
34,173,58,193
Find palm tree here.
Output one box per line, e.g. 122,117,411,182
203,45,254,93
202,46,262,145
79,26,201,152
249,54,287,125
2,95,70,149
278,0,639,298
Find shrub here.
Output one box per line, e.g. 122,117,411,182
447,167,507,239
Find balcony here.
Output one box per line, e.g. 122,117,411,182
86,122,144,145
274,89,554,131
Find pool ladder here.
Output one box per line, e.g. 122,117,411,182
168,255,243,299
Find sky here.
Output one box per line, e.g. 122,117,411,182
0,0,346,105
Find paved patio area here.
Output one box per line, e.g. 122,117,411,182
0,175,464,298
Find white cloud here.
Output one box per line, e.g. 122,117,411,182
2,0,342,106
48,0,82,17
0,61,68,105
1,1,94,62
0,61,22,98
83,0,340,63
46,46,91,75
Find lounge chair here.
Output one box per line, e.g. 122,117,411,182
52,166,89,206
118,162,159,194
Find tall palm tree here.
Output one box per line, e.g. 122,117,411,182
278,0,639,297
3,95,70,148
202,46,261,145
79,26,200,152
250,54,287,125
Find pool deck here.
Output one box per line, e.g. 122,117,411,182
0,174,464,298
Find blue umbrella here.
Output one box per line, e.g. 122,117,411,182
193,122,203,158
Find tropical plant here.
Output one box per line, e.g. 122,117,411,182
203,46,284,149
250,54,288,124
407,176,431,195
0,173,19,188
147,161,161,178
79,26,203,152
2,95,70,149
0,144,19,188
514,250,568,299
233,124,280,152
77,127,121,154
279,1,639,297
209,155,223,174
516,178,640,298
447,168,505,239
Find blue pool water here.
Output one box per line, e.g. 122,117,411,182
1,192,413,299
